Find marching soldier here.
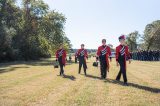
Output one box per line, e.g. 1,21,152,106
154,50,159,61
144,50,148,61
149,50,153,61
56,44,67,76
77,44,88,75
115,35,131,86
137,51,140,60
75,52,78,63
69,54,72,63
97,39,111,79
158,50,160,61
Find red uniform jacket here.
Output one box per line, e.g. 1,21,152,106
56,49,67,65
97,45,111,70
77,49,88,60
116,45,131,70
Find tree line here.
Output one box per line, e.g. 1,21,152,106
0,0,72,62
0,0,159,62
126,20,160,52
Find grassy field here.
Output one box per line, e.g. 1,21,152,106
0,58,160,106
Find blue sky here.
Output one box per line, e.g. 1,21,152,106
16,0,160,49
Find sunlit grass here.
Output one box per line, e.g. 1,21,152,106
0,58,160,106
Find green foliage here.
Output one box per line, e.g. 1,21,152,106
126,31,141,52
143,20,160,50
126,20,160,51
0,0,72,62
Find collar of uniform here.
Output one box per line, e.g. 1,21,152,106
102,45,106,48
120,44,125,47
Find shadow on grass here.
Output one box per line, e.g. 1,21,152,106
26,59,79,66
85,74,101,80
104,79,160,93
0,59,76,68
57,74,76,81
81,74,160,93
0,58,77,74
0,66,30,74
63,75,76,81
0,59,53,67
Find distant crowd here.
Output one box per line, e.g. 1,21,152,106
131,50,160,61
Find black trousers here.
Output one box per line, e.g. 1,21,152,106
116,61,127,83
75,57,77,63
58,57,64,75
100,59,108,79
79,58,87,75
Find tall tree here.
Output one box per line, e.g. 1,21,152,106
0,0,72,61
143,20,160,50
126,31,141,52
0,0,20,61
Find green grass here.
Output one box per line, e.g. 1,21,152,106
0,58,160,106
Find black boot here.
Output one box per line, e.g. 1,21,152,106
124,82,128,86
116,79,120,81
84,69,87,76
